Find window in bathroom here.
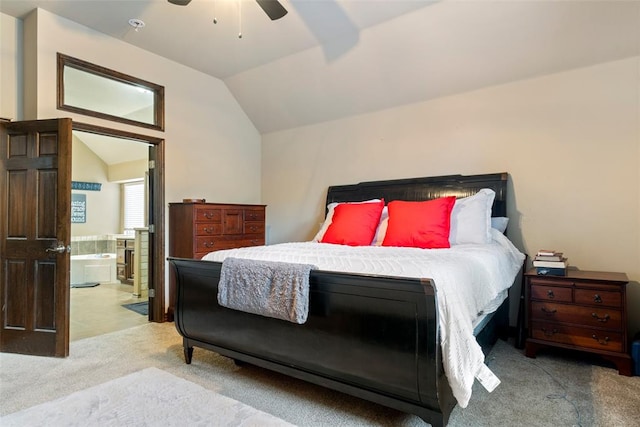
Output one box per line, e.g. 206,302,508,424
123,180,146,234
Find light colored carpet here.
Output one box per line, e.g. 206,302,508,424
1,322,639,426
0,367,294,427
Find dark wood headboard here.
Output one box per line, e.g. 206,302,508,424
326,172,508,217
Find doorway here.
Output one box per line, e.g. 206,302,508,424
72,122,165,330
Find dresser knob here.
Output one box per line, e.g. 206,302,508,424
204,241,215,248
204,227,213,233
594,294,602,303
592,334,610,345
542,328,558,336
591,313,610,323
204,212,214,219
547,290,555,299
540,307,557,315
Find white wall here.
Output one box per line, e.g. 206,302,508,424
3,9,262,307
108,159,147,183
22,8,261,206
0,12,22,120
262,57,640,335
71,137,120,236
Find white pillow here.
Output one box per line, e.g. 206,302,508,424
371,206,388,246
312,199,381,242
449,188,495,245
491,217,509,233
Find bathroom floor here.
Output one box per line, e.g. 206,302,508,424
70,282,149,341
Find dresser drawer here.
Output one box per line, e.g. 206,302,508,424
195,236,265,253
195,223,222,236
195,237,228,253
194,208,221,222
244,221,265,235
531,321,623,352
530,284,572,303
244,209,265,222
574,289,621,308
238,238,265,247
530,302,622,329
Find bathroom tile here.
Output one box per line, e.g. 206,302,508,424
96,240,108,254
79,240,96,255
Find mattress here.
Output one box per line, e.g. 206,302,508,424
203,228,525,408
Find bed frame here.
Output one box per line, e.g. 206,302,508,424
169,172,515,427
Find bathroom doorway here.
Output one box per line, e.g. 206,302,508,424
70,122,165,340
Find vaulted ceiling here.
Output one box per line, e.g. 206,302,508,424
2,0,639,134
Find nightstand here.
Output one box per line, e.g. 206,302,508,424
524,268,632,376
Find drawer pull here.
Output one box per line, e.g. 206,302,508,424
592,334,610,345
547,290,555,299
540,307,557,315
591,313,610,323
203,227,214,234
594,294,602,303
204,212,215,219
541,328,558,337
249,226,258,232
203,241,215,248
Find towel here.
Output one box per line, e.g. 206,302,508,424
218,257,316,324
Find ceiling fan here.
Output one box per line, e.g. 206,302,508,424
168,0,288,21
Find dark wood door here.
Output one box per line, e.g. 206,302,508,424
0,119,72,357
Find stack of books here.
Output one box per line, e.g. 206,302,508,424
533,249,568,276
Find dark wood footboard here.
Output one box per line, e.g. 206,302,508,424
170,257,457,427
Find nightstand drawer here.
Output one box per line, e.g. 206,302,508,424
574,289,621,308
531,321,623,352
196,223,222,236
530,302,622,329
530,284,572,303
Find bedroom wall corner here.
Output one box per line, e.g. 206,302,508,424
0,12,23,121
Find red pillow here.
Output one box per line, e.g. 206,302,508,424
381,197,456,249
320,199,385,246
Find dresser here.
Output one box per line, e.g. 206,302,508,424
524,268,632,376
168,202,266,319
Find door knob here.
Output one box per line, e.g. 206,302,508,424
46,243,70,254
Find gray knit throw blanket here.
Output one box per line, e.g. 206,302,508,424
218,257,317,324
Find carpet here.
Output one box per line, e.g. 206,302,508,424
121,301,148,315
71,282,100,288
2,323,638,426
0,367,296,427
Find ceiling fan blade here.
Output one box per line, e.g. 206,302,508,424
256,0,288,20
168,0,192,5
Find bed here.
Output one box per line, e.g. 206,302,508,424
169,172,525,427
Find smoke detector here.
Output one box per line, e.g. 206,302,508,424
128,18,145,31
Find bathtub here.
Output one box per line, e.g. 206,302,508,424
70,253,117,285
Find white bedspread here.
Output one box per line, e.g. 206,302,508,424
203,228,525,408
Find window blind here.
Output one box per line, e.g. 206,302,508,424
123,180,145,232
